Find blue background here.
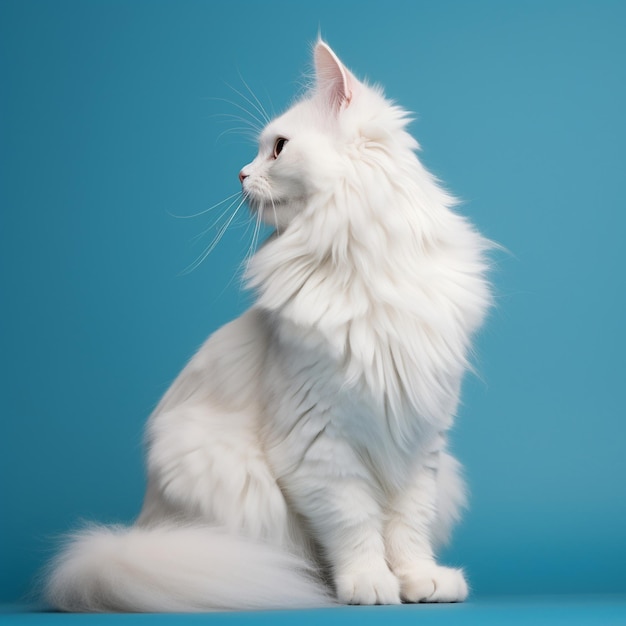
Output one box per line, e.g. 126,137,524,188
1,0,625,608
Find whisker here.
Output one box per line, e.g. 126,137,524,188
211,212,260,299
239,215,255,242
209,112,263,132
230,75,271,124
206,197,248,252
206,96,267,132
167,192,241,220
215,127,259,144
268,189,281,237
191,195,243,243
182,195,249,275
241,205,264,278
263,86,277,118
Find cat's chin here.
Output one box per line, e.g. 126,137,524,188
246,192,284,209
246,194,304,230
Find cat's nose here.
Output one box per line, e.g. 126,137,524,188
238,170,248,185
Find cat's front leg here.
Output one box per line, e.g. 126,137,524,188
385,452,468,603
279,425,401,605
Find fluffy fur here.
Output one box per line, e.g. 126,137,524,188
45,41,492,612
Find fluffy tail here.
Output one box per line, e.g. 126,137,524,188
45,524,334,612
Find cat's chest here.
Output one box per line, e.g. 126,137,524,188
260,316,441,487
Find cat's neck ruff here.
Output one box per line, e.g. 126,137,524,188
247,131,491,431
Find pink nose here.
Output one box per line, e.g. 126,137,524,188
238,170,248,185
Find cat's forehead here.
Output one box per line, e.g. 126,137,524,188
260,98,321,144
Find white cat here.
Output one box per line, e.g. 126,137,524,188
45,41,492,612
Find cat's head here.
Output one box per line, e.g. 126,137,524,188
239,41,416,231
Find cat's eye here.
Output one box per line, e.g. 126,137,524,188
273,137,288,159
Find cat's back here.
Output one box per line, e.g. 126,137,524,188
151,307,269,418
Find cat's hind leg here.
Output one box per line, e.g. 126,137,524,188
142,402,291,544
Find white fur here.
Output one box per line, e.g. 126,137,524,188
45,524,330,611
45,40,492,612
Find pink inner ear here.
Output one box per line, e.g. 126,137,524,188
314,41,353,110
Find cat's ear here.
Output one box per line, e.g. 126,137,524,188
314,41,356,112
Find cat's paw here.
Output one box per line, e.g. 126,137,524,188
335,565,401,605
399,564,468,603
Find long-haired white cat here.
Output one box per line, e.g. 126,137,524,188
45,41,492,612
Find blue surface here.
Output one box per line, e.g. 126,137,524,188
2,0,626,607
3,597,626,625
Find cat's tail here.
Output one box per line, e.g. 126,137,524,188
44,523,334,612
